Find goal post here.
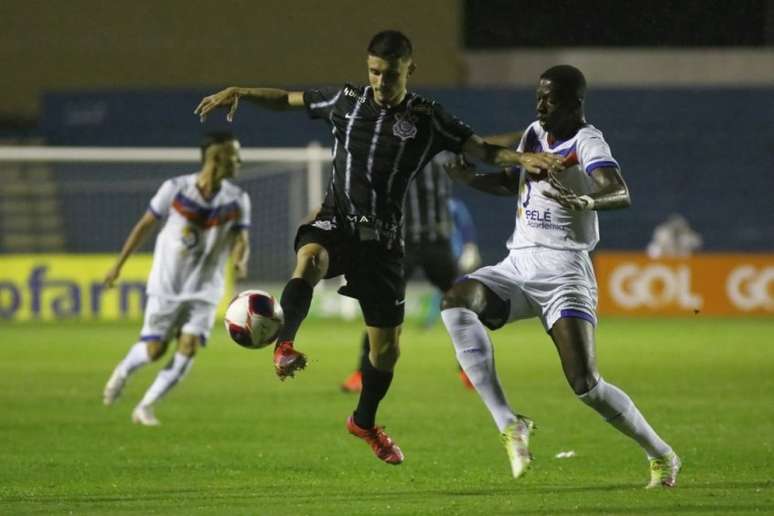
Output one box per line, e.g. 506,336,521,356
0,144,331,283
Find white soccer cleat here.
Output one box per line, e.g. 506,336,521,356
500,415,535,479
132,405,161,426
103,367,127,406
646,451,681,488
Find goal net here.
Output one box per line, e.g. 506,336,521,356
0,144,330,283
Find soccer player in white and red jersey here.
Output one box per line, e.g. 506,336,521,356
442,66,681,488
102,132,250,426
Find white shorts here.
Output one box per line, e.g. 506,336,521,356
139,296,218,345
467,247,598,331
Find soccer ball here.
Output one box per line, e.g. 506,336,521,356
224,290,284,349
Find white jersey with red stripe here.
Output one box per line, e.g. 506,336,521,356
145,173,250,302
508,121,619,252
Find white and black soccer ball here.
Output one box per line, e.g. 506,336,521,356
224,289,284,349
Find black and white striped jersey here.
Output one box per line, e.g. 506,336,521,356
303,84,473,235
404,151,455,244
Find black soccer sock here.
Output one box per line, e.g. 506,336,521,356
357,332,370,372
276,278,314,343
353,358,394,429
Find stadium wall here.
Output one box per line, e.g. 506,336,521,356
1,0,462,119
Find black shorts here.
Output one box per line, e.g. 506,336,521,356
404,239,458,292
295,217,405,328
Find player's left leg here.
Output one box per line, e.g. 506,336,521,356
421,240,474,387
549,316,680,487
132,333,199,426
441,278,534,478
103,296,174,405
274,241,333,379
132,301,215,426
347,324,404,465
103,339,167,405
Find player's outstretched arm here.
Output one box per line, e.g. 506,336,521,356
194,87,305,122
104,211,158,287
231,229,250,280
483,131,524,148
544,166,631,211
443,156,518,197
461,134,563,175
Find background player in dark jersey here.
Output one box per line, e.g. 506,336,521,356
195,30,563,466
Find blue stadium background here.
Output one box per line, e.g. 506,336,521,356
41,87,774,267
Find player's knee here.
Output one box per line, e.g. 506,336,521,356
372,346,399,370
177,335,200,357
369,331,400,370
145,340,167,361
295,245,329,281
568,373,599,396
441,287,475,312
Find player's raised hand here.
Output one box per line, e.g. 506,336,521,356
234,261,248,281
194,87,241,123
104,264,121,288
519,152,564,176
543,181,595,211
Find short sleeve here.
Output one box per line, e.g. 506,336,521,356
509,124,534,175
431,103,474,153
235,191,251,230
516,128,530,153
148,179,177,219
578,130,619,174
303,86,343,120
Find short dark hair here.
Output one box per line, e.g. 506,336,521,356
540,65,587,102
200,131,235,162
367,30,413,60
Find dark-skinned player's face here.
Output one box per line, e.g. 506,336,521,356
367,55,413,107
536,79,578,133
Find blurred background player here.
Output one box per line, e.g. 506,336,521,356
194,30,562,465
442,65,680,487
646,213,703,258
102,132,250,426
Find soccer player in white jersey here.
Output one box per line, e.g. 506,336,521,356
441,66,681,488
102,132,250,426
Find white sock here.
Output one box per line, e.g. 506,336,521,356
579,378,672,459
441,307,517,432
138,352,194,408
116,342,151,377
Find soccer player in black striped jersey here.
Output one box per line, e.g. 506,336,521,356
195,30,563,465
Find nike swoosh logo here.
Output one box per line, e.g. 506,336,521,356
394,299,406,306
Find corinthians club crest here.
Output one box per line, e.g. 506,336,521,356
392,112,418,141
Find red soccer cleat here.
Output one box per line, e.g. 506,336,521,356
273,340,307,380
346,416,404,465
340,371,363,393
459,369,475,390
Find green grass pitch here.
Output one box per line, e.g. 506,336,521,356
1,317,772,515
